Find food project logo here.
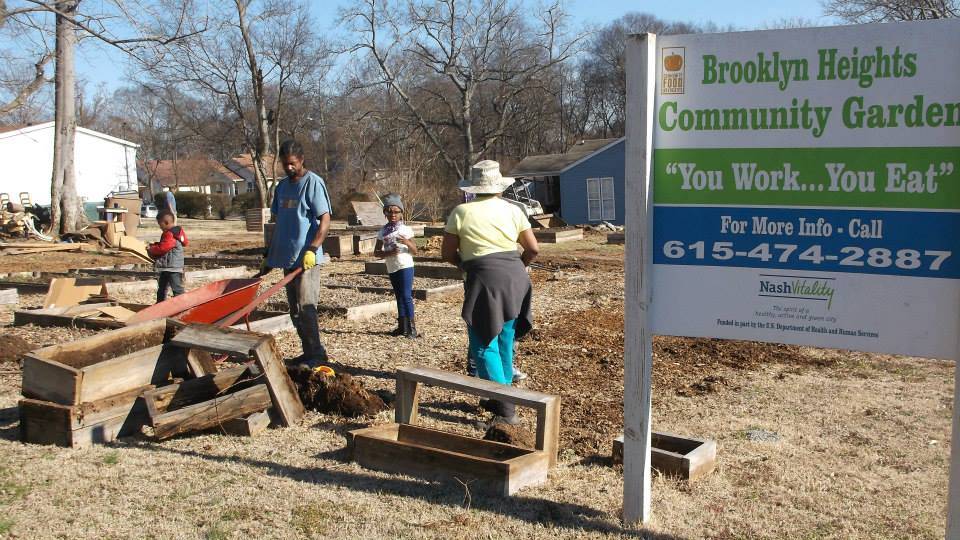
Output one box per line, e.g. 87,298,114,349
662,47,685,95
757,274,836,309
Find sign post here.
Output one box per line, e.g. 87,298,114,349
623,21,960,535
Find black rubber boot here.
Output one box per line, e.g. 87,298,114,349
390,317,407,336
404,316,419,339
494,400,520,425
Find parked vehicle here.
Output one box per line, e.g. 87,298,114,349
141,203,158,218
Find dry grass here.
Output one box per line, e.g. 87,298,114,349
0,222,951,539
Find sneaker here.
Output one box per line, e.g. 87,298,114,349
512,369,528,383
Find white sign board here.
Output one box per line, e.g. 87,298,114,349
651,21,960,359
623,20,960,534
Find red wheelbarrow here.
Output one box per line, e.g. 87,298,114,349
125,269,302,327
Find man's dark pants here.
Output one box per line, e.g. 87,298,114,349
284,265,328,362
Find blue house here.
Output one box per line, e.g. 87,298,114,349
509,138,625,226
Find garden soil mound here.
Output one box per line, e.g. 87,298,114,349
288,369,387,417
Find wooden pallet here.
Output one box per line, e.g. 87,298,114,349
612,432,717,481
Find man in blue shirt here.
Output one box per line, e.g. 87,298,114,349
264,140,332,369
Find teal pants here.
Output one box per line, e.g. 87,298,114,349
467,319,516,385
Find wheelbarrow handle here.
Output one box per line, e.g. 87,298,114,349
218,267,303,328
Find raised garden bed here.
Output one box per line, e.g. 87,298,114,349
364,260,463,280
533,227,584,243
325,273,461,300
612,432,717,482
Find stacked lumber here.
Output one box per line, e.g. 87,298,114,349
19,321,305,448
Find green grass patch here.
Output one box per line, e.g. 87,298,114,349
0,519,13,534
292,504,332,536
205,523,228,540
102,451,120,466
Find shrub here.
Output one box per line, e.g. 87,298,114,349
231,191,259,214
208,194,231,220
174,191,208,218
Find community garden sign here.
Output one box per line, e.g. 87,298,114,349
623,20,960,535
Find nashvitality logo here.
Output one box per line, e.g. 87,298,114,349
758,275,836,309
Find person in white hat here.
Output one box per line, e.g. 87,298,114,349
441,160,540,425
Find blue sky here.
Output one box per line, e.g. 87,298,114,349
77,0,836,92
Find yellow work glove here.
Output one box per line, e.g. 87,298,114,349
303,248,318,270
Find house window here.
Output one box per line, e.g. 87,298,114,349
247,181,254,192
216,184,223,193
586,177,615,221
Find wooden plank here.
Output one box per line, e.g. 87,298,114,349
607,232,625,245
3,244,83,255
233,314,294,335
77,345,179,404
0,288,18,304
151,384,272,440
169,323,268,357
397,366,556,409
20,354,80,405
184,266,248,281
344,300,397,321
222,410,271,436
252,339,305,426
0,280,51,293
143,365,252,419
322,235,354,258
185,349,218,377
623,33,656,525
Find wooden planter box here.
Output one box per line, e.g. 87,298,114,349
317,299,396,321
351,423,549,496
423,226,446,237
19,384,153,449
246,208,271,232
533,228,583,244
612,432,717,482
353,234,378,255
607,233,625,245
364,260,463,280
21,319,183,406
323,235,354,259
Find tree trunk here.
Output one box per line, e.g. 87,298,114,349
235,0,271,208
50,0,81,235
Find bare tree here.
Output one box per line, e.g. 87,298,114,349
823,0,957,21
3,0,197,234
342,0,584,180
140,0,330,208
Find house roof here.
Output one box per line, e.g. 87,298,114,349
223,153,281,181
509,138,623,177
0,121,139,147
138,158,237,188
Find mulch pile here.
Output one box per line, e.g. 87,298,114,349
519,303,823,457
0,335,35,363
287,369,387,417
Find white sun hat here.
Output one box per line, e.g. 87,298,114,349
458,160,515,194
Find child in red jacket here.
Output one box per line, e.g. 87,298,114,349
147,209,188,302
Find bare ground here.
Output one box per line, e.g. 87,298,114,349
0,224,951,539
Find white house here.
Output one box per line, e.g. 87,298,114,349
0,122,139,205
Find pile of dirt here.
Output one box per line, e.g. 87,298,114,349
519,304,820,457
483,423,536,449
0,335,34,363
287,369,387,417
